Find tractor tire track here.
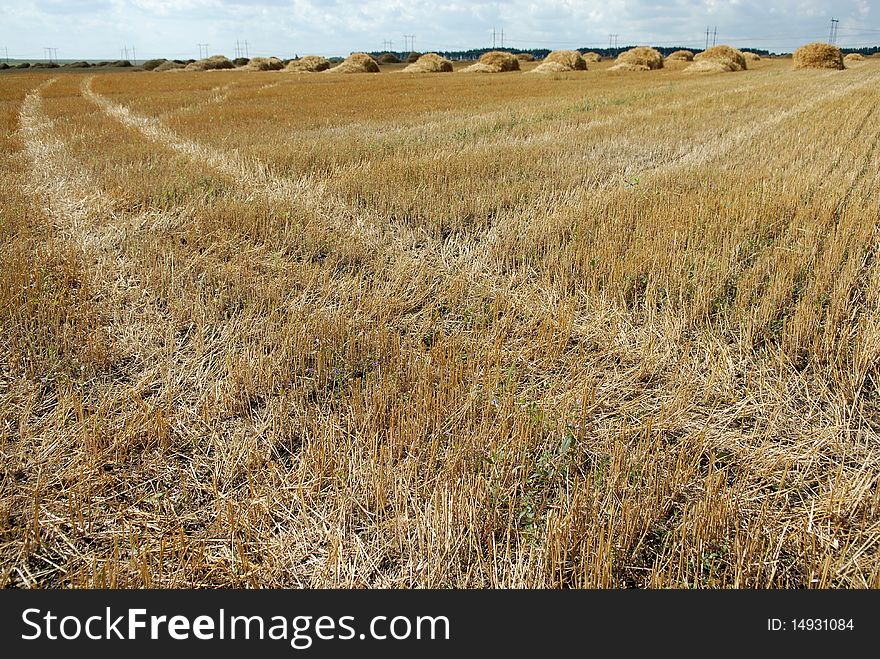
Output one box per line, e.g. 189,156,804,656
82,76,446,269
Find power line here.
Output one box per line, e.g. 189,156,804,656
829,18,840,44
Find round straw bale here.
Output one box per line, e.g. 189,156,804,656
185,55,235,71
155,60,185,72
326,53,380,73
141,58,167,71
793,42,844,70
610,47,663,71
693,45,747,71
666,50,694,61
285,55,331,72
402,53,453,73
460,50,520,73
530,50,587,74
246,57,284,71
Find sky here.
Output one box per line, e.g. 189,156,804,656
0,0,877,61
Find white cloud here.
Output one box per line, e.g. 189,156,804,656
0,0,873,60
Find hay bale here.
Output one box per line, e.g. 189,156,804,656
684,60,738,74
516,53,535,61
141,59,167,71
611,47,663,71
233,57,250,67
15,62,30,69
32,62,60,69
461,50,520,73
545,50,587,70
246,57,284,71
581,52,602,62
793,42,844,70
530,50,587,74
402,53,453,73
326,53,380,73
0,63,8,70
406,52,422,64
743,51,761,61
185,55,235,71
285,55,331,72
844,53,866,63
63,61,92,68
666,50,694,61
155,60,185,72
693,45,747,71
377,53,400,64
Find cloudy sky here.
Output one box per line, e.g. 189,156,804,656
0,0,876,61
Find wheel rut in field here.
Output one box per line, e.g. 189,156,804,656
82,76,446,269
19,80,113,241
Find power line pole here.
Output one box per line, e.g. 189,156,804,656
492,28,496,49
197,43,209,58
131,46,136,65
829,18,839,44
244,40,249,58
403,35,414,54
609,34,619,53
713,26,717,47
705,27,710,50
501,28,504,49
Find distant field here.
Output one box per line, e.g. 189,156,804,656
1,58,878,587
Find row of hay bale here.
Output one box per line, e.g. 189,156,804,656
145,42,863,76
0,59,136,70
609,42,855,73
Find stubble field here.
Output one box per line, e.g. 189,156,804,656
1,56,879,588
